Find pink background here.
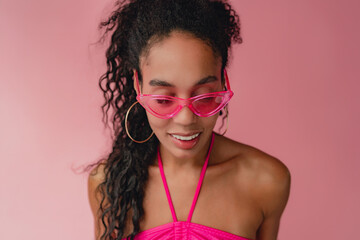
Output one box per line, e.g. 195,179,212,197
1,0,359,239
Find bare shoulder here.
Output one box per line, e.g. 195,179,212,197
217,134,290,186
88,162,106,184
240,141,291,189
88,162,107,217
216,134,291,216
88,162,110,239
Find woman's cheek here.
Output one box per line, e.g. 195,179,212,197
205,114,219,131
146,112,169,134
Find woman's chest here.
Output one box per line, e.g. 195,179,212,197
138,169,263,239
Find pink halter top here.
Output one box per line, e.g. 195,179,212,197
122,133,252,240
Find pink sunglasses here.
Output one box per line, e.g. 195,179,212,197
134,70,233,119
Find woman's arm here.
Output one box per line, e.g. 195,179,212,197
255,157,291,240
88,163,112,240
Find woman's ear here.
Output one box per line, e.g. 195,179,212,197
132,69,139,95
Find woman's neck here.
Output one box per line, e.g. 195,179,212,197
157,133,214,172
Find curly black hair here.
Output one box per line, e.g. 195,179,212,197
90,0,242,239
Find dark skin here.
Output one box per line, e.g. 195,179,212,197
88,31,291,240
89,134,290,240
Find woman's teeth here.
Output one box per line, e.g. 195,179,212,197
171,133,200,141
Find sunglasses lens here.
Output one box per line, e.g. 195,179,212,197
192,95,225,115
139,91,232,118
147,97,178,117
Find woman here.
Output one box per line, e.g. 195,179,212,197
88,0,291,240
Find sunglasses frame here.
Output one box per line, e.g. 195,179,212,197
134,69,234,119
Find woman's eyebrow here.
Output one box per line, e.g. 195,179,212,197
148,76,218,87
195,76,218,86
149,79,174,87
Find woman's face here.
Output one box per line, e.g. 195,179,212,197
138,31,223,160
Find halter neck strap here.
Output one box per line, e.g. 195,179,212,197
157,132,215,222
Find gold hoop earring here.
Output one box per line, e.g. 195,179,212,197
125,101,154,143
220,107,229,136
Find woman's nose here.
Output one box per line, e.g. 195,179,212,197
172,105,197,125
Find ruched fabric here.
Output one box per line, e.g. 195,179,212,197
122,132,253,240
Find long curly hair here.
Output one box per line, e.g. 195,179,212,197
90,0,242,239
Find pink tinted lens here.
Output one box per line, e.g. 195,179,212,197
192,95,225,115
147,97,179,116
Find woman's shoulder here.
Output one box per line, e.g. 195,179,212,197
88,162,107,216
88,162,106,186
216,134,291,220
87,162,117,239
215,133,291,194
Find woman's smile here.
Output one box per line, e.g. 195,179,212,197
168,132,202,150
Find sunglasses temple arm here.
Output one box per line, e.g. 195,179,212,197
224,69,232,91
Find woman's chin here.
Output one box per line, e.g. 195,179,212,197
159,131,213,161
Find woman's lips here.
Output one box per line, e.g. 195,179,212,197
169,132,201,149
171,133,200,140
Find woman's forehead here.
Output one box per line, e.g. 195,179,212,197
139,32,222,83
140,66,222,90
